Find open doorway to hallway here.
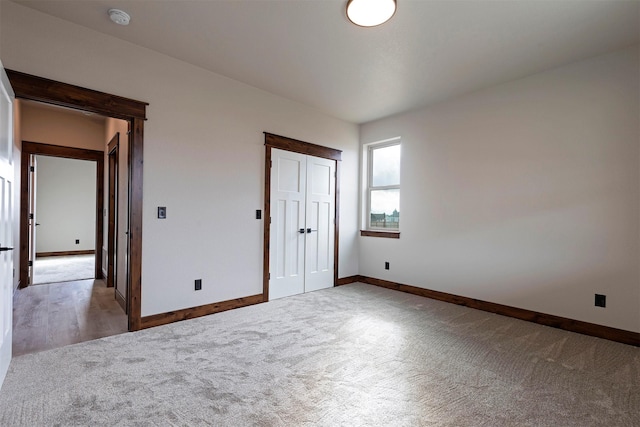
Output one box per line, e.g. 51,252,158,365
12,279,128,356
30,154,97,285
12,99,129,356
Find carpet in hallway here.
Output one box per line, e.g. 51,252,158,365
33,255,95,285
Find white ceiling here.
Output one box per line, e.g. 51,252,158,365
10,0,640,124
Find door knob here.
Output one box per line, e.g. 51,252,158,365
306,228,317,233
0,246,14,252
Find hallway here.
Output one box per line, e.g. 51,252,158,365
33,254,95,285
12,279,127,356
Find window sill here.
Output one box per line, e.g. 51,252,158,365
360,230,400,239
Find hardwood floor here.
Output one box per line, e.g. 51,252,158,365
12,279,128,357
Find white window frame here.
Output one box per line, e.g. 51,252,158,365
363,138,401,231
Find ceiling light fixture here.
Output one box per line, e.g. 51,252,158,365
346,0,396,27
108,8,130,26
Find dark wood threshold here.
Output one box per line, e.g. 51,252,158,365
36,250,95,258
115,290,126,313
336,275,363,286
360,230,400,238
140,294,264,329
357,276,640,347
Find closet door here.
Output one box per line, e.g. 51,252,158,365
269,148,336,300
304,155,335,292
269,148,306,300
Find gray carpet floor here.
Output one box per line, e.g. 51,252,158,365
0,283,638,426
33,255,95,285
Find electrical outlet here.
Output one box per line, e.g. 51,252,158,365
75,239,80,245
158,206,167,219
195,279,202,291
385,262,390,270
595,294,606,308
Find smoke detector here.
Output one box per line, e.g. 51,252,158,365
109,9,130,26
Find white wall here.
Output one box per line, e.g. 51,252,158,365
360,47,640,333
0,2,360,316
21,102,105,151
34,156,96,253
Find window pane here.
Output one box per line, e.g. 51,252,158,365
370,189,400,229
372,144,400,187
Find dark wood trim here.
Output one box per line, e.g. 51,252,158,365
359,276,640,347
6,69,147,120
22,141,103,161
107,132,119,152
19,142,104,288
95,150,104,281
334,162,341,287
10,71,147,333
127,118,144,331
36,250,95,257
115,289,126,313
263,134,342,302
262,146,272,302
336,275,363,286
264,132,342,161
360,230,400,238
107,133,119,289
140,294,263,329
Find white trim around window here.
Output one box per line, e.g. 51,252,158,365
361,137,401,236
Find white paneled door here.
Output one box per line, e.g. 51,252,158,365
0,62,15,388
269,148,335,300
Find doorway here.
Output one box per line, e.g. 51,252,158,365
263,133,342,301
7,69,147,331
30,154,98,285
21,142,104,286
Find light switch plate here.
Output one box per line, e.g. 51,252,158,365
158,206,166,219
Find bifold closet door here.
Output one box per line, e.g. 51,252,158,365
269,148,335,300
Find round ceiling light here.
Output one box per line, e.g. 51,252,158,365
108,8,130,26
346,0,396,27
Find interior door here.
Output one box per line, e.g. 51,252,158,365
0,61,15,387
269,148,306,300
304,156,335,292
269,148,336,300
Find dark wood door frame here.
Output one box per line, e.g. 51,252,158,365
107,133,119,289
108,132,128,314
8,70,147,331
21,142,105,286
263,132,342,302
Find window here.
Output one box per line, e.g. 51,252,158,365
364,139,401,234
